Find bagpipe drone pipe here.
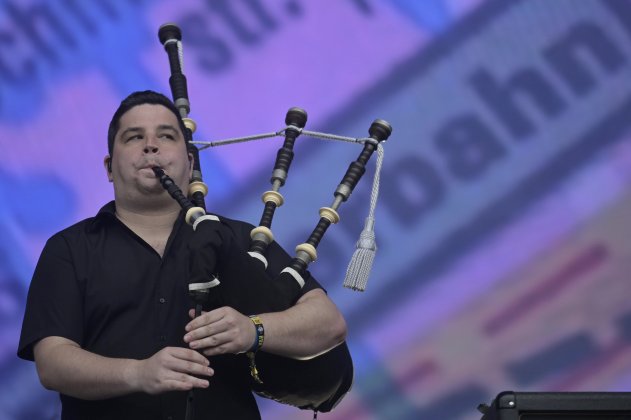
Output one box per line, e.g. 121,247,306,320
156,23,392,413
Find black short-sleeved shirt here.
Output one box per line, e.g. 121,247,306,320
18,201,321,420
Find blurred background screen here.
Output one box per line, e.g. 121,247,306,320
2,0,631,419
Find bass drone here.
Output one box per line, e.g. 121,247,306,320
154,23,392,417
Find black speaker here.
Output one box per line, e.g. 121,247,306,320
478,392,631,419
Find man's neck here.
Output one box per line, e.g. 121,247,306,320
114,200,181,229
114,200,181,257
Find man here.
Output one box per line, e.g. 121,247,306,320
18,91,348,419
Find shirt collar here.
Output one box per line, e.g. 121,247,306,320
87,201,188,232
87,201,117,232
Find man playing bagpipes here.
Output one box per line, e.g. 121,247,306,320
17,90,352,420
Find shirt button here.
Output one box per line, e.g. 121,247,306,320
159,297,166,304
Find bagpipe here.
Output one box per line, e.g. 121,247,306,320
155,23,392,414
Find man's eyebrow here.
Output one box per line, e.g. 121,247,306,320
157,124,179,132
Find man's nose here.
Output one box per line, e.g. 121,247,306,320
143,136,159,153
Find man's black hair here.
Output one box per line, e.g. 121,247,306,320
107,90,188,156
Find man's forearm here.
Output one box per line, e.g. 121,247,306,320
258,289,348,359
34,336,213,400
34,336,140,400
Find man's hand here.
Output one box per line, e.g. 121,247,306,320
133,347,214,394
184,289,347,360
184,307,255,356
33,336,214,400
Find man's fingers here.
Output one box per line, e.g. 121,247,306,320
141,348,214,395
188,308,208,319
185,307,227,331
168,357,214,378
172,371,210,389
168,346,211,366
164,376,209,391
156,347,214,379
183,308,254,355
188,330,233,351
169,357,214,377
184,322,225,344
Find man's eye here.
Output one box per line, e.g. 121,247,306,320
126,135,142,142
160,134,175,140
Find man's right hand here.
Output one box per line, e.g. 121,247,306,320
133,346,214,394
34,337,215,400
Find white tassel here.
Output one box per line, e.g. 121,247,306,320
343,217,377,291
343,143,384,291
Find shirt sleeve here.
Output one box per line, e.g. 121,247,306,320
17,233,85,361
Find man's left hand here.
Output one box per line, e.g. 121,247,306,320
184,307,256,356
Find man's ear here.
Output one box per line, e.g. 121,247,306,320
188,153,194,177
104,156,113,182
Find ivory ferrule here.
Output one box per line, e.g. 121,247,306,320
185,206,206,226
182,117,197,133
189,180,208,197
295,243,317,262
250,226,274,244
319,207,340,224
261,190,284,207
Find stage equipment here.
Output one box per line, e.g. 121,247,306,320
478,391,631,419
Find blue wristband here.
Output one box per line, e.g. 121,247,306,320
248,315,264,353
